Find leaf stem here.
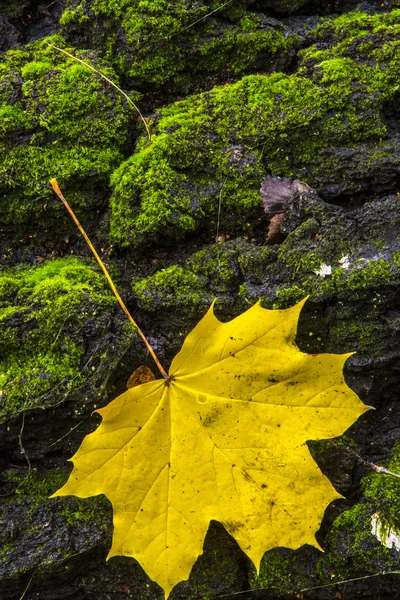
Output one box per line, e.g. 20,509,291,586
43,41,151,144
50,178,168,380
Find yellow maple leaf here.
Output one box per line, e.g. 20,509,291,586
52,298,370,597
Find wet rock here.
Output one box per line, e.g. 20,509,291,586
258,0,386,15
2,2,400,599
0,13,22,52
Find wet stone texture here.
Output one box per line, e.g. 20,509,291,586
1,0,400,599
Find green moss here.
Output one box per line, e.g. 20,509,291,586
322,494,400,580
0,257,134,423
237,245,276,283
0,468,111,571
272,255,400,309
133,265,211,311
315,441,400,581
308,435,357,459
110,9,400,246
187,244,239,292
132,240,256,312
322,503,378,579
61,0,287,88
363,441,400,530
328,319,384,355
130,232,399,330
392,251,400,266
273,285,307,309
1,0,31,19
0,34,131,235
332,259,397,294
3,469,69,507
58,498,109,526
250,547,313,592
0,538,15,562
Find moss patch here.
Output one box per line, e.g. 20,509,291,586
250,547,317,594
0,34,131,239
0,468,112,578
109,9,400,247
320,450,400,581
132,239,255,312
133,265,212,312
0,257,135,423
363,441,400,531
61,0,288,89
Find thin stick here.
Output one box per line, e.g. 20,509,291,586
19,572,35,600
18,412,32,473
215,176,227,243
44,42,151,144
0,413,32,498
163,0,235,38
47,417,89,449
327,440,400,479
50,179,168,380
215,570,400,598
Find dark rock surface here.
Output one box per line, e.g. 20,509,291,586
1,1,400,599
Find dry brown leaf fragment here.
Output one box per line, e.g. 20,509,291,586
126,365,156,389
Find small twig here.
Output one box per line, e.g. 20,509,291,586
47,417,89,449
50,179,168,380
215,176,227,243
300,570,400,593
18,412,32,473
327,440,400,479
214,570,400,598
19,572,35,600
44,42,151,144
0,413,32,498
44,0,65,9
163,0,235,38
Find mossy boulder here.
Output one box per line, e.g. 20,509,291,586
0,469,112,587
131,188,400,359
0,257,136,424
109,9,400,248
0,34,132,244
60,0,292,92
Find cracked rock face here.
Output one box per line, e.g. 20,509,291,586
1,1,400,599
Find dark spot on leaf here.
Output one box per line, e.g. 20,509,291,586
225,520,243,533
